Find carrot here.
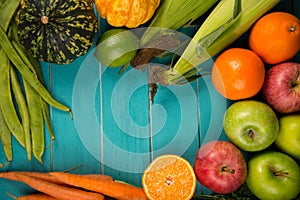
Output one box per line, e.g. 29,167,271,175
20,172,64,184
14,173,105,200
0,171,113,184
14,193,60,200
0,172,64,185
0,172,25,182
49,172,148,200
84,174,114,181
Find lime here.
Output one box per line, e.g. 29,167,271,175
94,29,139,67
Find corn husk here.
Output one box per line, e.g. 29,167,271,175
160,0,280,85
140,0,219,46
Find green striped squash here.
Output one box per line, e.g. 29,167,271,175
16,0,98,64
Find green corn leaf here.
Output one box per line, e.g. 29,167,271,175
140,0,219,46
163,0,280,85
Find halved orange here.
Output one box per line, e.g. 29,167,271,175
142,154,196,200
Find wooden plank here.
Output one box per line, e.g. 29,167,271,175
100,66,151,186
150,82,200,195
50,51,101,174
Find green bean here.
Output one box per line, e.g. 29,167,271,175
10,18,20,47
0,49,25,147
23,79,45,164
12,39,49,162
41,103,55,142
0,0,19,32
26,50,55,141
12,40,45,163
12,40,55,141
11,36,36,75
9,64,32,161
0,26,72,114
0,108,12,164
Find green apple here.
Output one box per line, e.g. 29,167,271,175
223,100,279,151
275,114,300,160
246,151,300,200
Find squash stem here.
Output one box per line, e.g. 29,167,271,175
41,16,49,24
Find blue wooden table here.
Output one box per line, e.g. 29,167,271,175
0,0,299,199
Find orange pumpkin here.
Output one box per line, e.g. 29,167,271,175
94,0,160,28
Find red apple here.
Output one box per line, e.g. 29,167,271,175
262,62,300,113
193,140,247,194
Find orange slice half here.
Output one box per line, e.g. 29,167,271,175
142,154,196,200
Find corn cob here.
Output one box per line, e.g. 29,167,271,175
140,0,219,46
155,0,280,85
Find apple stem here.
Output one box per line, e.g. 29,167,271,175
221,166,235,174
291,71,300,89
295,71,300,81
247,129,255,139
273,171,289,177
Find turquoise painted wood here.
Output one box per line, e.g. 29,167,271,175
0,1,299,199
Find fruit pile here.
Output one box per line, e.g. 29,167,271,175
199,11,300,200
141,11,300,200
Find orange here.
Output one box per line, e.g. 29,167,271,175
249,12,300,64
211,48,265,100
142,154,196,200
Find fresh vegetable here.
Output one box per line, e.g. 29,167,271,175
139,0,219,46
0,171,65,185
0,171,113,184
0,108,12,165
0,0,19,32
9,64,32,161
12,40,46,162
14,173,106,200
49,172,148,200
150,0,280,86
0,49,25,148
94,0,161,28
16,0,98,64
0,0,71,164
0,171,143,200
12,193,60,200
131,0,219,68
23,79,45,163
84,174,114,181
0,27,71,113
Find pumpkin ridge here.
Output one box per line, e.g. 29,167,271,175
94,0,160,28
126,0,148,28
139,0,150,25
142,0,160,24
106,0,130,27
125,0,136,27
